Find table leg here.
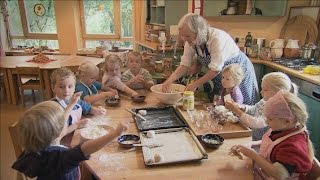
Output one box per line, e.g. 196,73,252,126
2,69,12,104
7,69,18,105
42,70,52,100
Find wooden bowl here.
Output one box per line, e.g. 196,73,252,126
105,97,120,107
131,95,146,103
118,134,140,148
201,134,224,148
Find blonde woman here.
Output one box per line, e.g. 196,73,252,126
75,62,115,104
226,72,298,140
232,92,314,179
12,101,129,179
162,13,258,105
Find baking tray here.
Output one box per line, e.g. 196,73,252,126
140,127,208,166
132,106,187,131
176,105,252,138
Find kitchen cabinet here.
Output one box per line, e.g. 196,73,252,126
203,0,287,17
146,0,188,30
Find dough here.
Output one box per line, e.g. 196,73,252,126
138,110,147,116
146,130,156,138
154,153,164,163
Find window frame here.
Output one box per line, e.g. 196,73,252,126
10,0,58,40
79,0,133,45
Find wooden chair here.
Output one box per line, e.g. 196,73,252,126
63,65,79,75
16,67,44,105
8,121,29,180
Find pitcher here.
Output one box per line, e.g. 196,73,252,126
283,39,300,59
269,39,285,48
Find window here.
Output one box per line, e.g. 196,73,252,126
5,0,58,49
80,0,133,49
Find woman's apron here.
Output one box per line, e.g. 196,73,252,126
254,127,307,180
194,44,258,105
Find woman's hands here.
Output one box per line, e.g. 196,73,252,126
162,81,172,92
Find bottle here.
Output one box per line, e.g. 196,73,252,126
244,32,252,56
183,91,194,111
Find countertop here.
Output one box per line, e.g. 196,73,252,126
250,59,320,86
135,39,183,52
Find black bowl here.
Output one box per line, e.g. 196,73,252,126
131,95,146,103
118,134,140,148
105,97,120,107
201,134,224,148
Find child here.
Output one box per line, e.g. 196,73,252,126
225,72,298,140
217,63,244,105
75,62,115,104
232,92,314,179
101,54,138,97
12,100,130,179
50,67,106,134
179,57,214,97
121,52,154,89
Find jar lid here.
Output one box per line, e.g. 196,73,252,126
183,91,194,95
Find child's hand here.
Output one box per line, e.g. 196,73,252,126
232,145,257,159
70,91,82,106
115,121,130,135
97,106,106,115
102,91,115,98
76,118,90,129
225,100,238,112
109,88,118,95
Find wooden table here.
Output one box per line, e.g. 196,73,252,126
71,91,254,180
0,55,104,104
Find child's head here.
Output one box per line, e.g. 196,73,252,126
127,52,142,74
221,64,244,89
189,57,201,75
50,67,76,100
78,62,99,85
104,54,122,76
261,72,297,101
17,101,66,152
264,91,308,131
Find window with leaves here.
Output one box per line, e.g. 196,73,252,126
5,0,58,49
80,0,133,50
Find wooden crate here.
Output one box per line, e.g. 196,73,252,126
176,105,252,139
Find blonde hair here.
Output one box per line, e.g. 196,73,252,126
104,54,122,71
222,64,244,86
262,72,298,95
17,101,65,152
281,92,314,160
178,13,208,45
50,67,75,87
128,52,142,62
78,62,99,78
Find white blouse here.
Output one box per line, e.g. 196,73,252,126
180,27,240,71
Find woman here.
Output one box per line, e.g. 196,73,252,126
162,13,258,105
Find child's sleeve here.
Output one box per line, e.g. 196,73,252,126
121,70,132,83
75,82,89,99
141,68,153,82
93,81,102,90
78,99,92,115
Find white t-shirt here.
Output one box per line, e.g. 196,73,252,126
180,27,240,71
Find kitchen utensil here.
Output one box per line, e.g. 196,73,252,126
131,95,146,103
284,39,300,59
201,134,224,148
124,108,147,121
271,48,283,59
132,143,163,148
269,39,285,48
118,134,140,148
150,84,185,105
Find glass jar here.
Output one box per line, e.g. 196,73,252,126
183,91,194,111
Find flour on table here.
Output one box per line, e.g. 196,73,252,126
81,126,108,139
98,153,128,175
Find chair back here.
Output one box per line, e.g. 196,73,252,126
8,121,23,159
16,66,44,89
63,65,79,75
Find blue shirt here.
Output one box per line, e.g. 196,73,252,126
75,81,102,100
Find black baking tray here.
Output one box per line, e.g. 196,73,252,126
132,106,187,131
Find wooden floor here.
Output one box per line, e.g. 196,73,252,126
0,89,42,180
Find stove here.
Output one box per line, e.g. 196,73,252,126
272,58,319,70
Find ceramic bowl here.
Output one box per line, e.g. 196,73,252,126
105,97,120,107
150,84,185,105
131,95,146,103
118,134,140,148
201,134,224,148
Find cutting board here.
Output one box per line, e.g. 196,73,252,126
280,15,318,45
176,106,252,139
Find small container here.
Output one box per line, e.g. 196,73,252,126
201,134,224,148
118,134,140,148
183,91,194,110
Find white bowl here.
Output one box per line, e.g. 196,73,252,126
150,84,186,105
80,125,113,140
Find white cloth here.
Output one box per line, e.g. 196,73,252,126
55,96,82,125
180,27,240,71
240,99,267,129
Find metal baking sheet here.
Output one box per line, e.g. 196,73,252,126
132,106,187,131
140,127,208,166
